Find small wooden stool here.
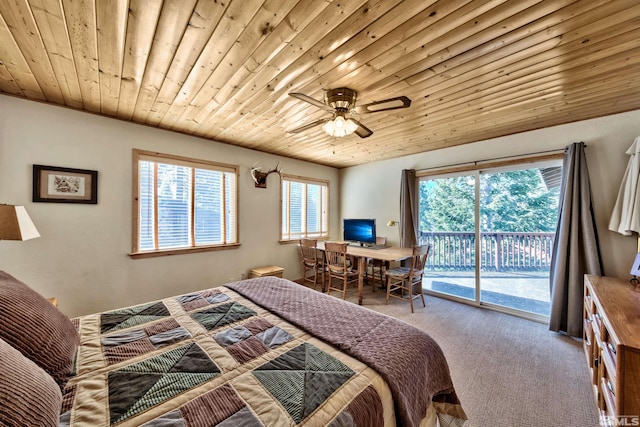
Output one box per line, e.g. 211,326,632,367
249,266,284,278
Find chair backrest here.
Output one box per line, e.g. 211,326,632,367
299,239,318,265
324,242,349,273
409,244,431,280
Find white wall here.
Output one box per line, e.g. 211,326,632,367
341,109,640,280
3,94,639,316
0,96,339,317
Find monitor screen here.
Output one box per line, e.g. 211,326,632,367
343,218,376,244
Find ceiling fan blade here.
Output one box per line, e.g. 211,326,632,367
287,118,330,134
353,96,411,114
350,119,373,138
289,92,334,112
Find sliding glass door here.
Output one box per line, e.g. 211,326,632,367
420,174,476,301
419,161,562,319
477,166,560,317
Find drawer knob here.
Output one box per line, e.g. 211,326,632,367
607,380,615,396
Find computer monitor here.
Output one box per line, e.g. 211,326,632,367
343,218,376,245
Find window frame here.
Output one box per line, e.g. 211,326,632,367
130,149,240,259
279,173,329,243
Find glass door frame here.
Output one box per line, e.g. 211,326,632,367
420,158,562,323
420,170,479,305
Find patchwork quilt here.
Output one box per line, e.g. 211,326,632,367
60,278,466,427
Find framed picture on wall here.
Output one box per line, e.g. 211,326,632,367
32,164,98,204
630,252,640,277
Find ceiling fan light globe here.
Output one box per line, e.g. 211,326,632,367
335,128,348,137
322,117,358,137
344,119,358,134
322,120,335,136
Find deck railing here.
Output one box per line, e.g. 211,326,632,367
420,231,555,271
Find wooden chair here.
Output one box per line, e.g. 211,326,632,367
385,244,431,313
324,242,359,300
299,239,324,290
366,236,388,290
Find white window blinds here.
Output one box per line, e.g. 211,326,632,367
281,176,328,240
134,150,238,253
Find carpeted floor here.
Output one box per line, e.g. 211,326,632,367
330,284,601,427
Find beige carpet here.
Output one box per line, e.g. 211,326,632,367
331,285,601,427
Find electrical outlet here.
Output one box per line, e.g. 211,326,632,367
241,273,247,280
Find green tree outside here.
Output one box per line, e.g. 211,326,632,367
419,169,560,233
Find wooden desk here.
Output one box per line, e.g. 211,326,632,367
317,242,413,305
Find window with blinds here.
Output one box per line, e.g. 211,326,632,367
281,175,329,241
132,150,238,257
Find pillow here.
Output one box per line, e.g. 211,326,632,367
0,337,63,427
0,270,79,390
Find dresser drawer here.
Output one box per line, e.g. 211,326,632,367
599,358,616,416
583,316,594,368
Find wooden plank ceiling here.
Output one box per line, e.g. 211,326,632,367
0,0,639,168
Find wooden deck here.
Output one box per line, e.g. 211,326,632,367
422,270,550,317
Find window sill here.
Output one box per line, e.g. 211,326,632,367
129,243,241,259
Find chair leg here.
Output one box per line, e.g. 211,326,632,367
370,266,375,292
342,276,347,300
385,276,391,305
316,265,323,291
408,278,414,313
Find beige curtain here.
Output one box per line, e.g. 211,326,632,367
549,142,602,337
400,169,418,248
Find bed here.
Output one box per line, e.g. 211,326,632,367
0,271,466,427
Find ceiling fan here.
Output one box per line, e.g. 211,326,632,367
287,87,411,138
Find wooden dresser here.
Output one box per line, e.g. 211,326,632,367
583,275,640,423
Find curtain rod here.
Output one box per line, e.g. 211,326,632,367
416,147,570,175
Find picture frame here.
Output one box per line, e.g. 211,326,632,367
631,252,640,277
32,164,98,204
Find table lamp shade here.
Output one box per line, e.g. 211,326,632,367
0,205,40,241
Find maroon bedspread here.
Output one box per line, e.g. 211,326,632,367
226,277,465,427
